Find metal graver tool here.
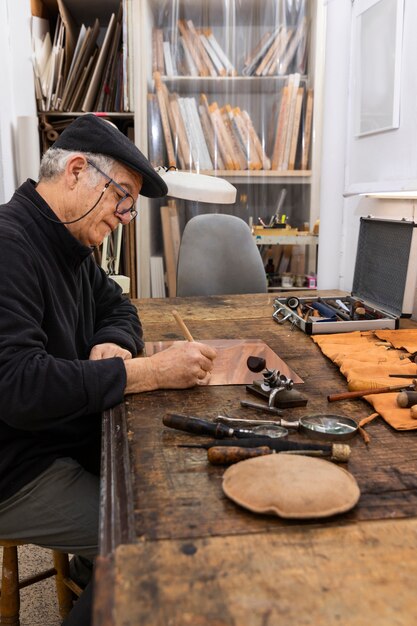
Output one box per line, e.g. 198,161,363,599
216,414,359,442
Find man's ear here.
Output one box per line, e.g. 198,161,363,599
66,155,88,189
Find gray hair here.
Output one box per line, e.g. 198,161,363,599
39,148,117,187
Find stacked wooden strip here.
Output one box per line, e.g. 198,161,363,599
151,73,313,172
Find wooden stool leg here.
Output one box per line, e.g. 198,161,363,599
52,552,73,619
0,546,20,626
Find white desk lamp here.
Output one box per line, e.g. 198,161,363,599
105,169,237,292
156,168,237,204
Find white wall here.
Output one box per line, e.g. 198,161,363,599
316,0,352,289
345,0,417,194
0,0,38,203
318,0,417,322
0,1,18,202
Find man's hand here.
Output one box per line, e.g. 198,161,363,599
89,342,133,361
124,341,217,394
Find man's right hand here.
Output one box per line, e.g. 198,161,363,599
124,341,217,394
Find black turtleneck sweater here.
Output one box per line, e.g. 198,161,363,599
0,180,143,502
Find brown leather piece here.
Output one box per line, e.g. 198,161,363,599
312,330,417,430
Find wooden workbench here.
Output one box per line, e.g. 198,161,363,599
93,293,417,626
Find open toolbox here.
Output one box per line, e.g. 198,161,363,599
272,217,417,335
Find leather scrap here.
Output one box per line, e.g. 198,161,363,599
312,331,417,431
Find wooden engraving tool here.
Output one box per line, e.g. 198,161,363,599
328,380,417,403
172,309,194,342
206,444,351,465
178,438,351,464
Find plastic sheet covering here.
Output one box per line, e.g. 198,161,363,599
148,0,314,290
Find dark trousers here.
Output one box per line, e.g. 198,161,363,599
0,457,99,625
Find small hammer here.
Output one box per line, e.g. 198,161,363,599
396,390,417,408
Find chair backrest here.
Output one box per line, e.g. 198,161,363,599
176,214,267,296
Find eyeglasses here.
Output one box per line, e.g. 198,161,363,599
86,159,137,221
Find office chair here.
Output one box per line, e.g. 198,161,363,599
176,214,267,296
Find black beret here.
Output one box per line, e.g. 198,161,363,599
52,113,168,198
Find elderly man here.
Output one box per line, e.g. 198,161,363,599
0,114,216,622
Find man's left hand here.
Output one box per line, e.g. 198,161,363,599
89,343,133,361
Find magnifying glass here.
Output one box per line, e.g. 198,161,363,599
293,415,358,441
251,424,289,438
215,414,359,442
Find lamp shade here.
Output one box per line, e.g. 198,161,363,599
156,168,237,204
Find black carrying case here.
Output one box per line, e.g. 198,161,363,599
272,218,417,335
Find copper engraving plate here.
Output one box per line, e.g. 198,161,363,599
144,338,303,385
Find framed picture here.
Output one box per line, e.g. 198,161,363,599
353,0,404,137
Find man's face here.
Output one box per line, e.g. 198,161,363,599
67,161,142,247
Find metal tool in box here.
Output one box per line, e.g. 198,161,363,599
273,217,417,335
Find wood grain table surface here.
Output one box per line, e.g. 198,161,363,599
93,293,417,626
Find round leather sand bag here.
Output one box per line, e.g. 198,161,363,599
222,454,360,519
